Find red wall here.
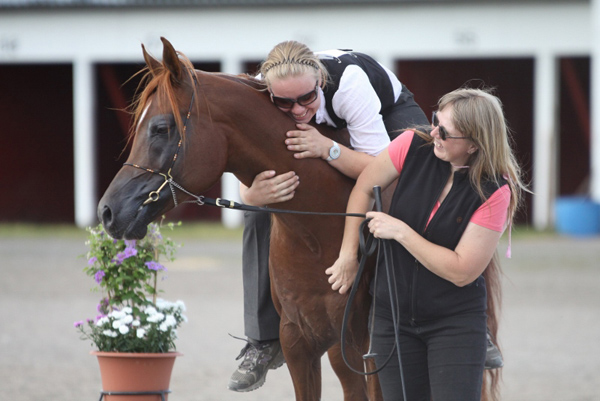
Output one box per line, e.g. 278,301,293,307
0,64,74,222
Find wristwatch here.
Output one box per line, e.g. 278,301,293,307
326,141,341,161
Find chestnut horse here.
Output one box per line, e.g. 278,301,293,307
98,38,380,400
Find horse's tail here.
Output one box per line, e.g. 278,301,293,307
482,251,502,401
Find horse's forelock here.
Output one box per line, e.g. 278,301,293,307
130,53,197,142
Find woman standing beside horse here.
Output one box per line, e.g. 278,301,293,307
327,87,528,400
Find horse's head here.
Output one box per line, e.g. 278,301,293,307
98,37,227,239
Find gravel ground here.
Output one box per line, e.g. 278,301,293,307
1,228,599,401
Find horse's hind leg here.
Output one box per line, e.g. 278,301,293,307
327,343,370,401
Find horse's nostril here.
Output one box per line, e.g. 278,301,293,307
99,204,113,227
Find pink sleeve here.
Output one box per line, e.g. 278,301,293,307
387,130,414,173
470,184,511,232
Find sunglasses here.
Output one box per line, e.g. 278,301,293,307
270,82,319,110
432,111,468,140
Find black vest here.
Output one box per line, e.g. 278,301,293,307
319,52,396,129
375,134,506,323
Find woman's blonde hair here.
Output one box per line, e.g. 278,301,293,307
438,87,527,223
259,40,329,89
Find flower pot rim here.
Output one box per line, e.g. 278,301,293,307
91,351,183,358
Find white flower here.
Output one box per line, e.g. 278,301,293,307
136,328,146,338
164,315,177,328
118,325,130,335
121,307,133,314
145,306,158,316
111,310,126,319
132,320,141,327
96,317,109,327
155,298,170,310
159,322,169,332
147,312,165,323
122,315,134,324
102,330,118,338
112,320,123,329
174,300,186,312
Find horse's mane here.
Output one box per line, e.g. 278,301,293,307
128,51,198,142
215,72,267,91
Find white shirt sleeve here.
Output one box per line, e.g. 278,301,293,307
331,65,391,156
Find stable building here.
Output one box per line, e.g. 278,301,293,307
0,0,595,231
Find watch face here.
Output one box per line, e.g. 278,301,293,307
330,144,341,159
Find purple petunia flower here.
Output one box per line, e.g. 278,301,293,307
115,246,137,264
88,256,98,265
145,261,166,271
94,270,105,284
74,320,84,328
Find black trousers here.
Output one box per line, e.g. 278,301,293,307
241,87,428,342
371,303,487,401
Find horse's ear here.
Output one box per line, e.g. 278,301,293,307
160,37,183,83
142,43,161,76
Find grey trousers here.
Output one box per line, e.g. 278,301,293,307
242,211,279,341
241,87,428,342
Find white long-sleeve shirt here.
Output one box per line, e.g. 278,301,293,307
314,49,403,156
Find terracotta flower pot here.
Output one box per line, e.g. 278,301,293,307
92,351,182,401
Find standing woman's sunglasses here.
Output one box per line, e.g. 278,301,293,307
432,111,469,140
270,82,319,110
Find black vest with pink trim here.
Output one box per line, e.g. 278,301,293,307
374,133,506,323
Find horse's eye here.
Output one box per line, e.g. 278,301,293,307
155,124,169,135
148,115,175,136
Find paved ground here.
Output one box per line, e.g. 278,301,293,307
1,227,599,401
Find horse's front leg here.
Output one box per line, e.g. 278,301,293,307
279,318,325,401
327,342,370,401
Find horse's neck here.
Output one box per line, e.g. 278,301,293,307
203,72,353,213
205,75,299,183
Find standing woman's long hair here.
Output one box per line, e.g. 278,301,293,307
437,88,528,401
